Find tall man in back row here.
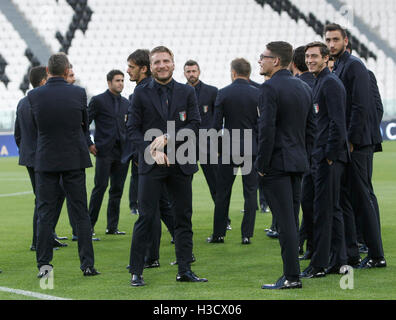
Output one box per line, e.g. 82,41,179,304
255,42,315,289
325,23,386,268
28,53,98,277
127,46,207,286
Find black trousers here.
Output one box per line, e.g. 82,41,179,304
129,165,193,275
212,162,258,238
145,185,175,262
349,146,384,259
35,169,94,270
299,172,314,253
310,159,347,269
88,145,129,231
129,160,139,210
199,162,218,203
262,171,302,281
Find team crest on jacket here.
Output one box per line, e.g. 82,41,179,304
203,105,209,113
179,111,187,121
313,103,319,114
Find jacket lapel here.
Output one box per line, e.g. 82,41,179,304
168,81,181,120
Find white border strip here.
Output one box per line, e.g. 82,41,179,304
0,286,71,300
0,191,33,197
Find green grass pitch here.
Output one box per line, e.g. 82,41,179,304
0,141,395,300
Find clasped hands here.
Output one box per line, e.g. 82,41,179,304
150,135,169,166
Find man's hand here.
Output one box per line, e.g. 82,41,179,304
258,171,265,177
327,159,333,166
150,135,168,153
349,143,354,153
89,144,97,156
151,150,170,167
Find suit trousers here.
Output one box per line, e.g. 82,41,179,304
129,165,193,275
213,162,258,238
89,144,129,231
199,162,218,203
261,171,302,281
299,172,314,253
52,179,77,236
349,146,384,259
310,159,347,269
35,169,94,269
129,160,139,210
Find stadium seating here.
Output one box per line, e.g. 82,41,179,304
1,0,395,132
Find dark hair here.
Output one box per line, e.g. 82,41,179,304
305,41,330,57
149,46,174,62
184,59,200,70
127,49,151,77
29,66,47,88
324,23,348,39
48,52,69,76
292,46,308,72
230,58,251,77
266,41,293,67
346,40,352,53
107,69,124,82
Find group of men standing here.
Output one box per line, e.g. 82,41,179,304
12,22,386,290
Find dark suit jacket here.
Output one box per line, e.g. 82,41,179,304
297,72,316,89
86,89,129,157
194,81,218,130
127,78,201,175
312,67,348,162
368,70,383,152
334,51,371,147
213,78,259,158
255,69,315,174
28,77,92,172
14,96,37,167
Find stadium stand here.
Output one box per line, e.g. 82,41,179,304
0,0,395,132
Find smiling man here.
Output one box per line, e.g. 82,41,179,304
300,41,349,278
127,46,206,287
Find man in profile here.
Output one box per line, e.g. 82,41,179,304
28,53,98,277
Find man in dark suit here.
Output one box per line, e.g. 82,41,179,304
325,23,386,269
184,60,218,204
127,46,206,286
207,58,259,245
256,41,315,290
87,70,130,235
301,42,348,278
290,46,316,260
28,53,98,277
14,66,68,251
124,49,175,268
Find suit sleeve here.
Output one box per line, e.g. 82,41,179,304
346,60,370,145
126,89,147,153
254,83,277,174
323,79,345,161
85,96,97,146
369,71,384,124
14,104,21,147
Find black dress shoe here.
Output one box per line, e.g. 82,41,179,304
72,235,78,241
176,270,208,282
325,264,351,275
207,235,224,243
299,250,312,260
266,230,279,239
131,274,145,287
144,260,160,269
53,239,68,248
358,256,387,269
131,208,139,215
83,267,100,276
242,237,251,244
170,254,196,266
300,265,326,278
37,265,53,278
55,235,68,241
30,245,36,251
170,237,175,244
358,243,368,254
106,229,126,235
261,275,302,290
226,223,232,230
348,256,362,268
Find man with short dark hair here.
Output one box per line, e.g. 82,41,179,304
207,58,259,245
325,23,386,269
127,46,206,286
28,52,98,277
256,41,315,289
183,60,218,207
87,70,130,236
301,41,348,278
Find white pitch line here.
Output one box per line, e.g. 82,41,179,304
0,191,33,197
0,286,71,300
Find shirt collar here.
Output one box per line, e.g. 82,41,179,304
154,78,174,91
